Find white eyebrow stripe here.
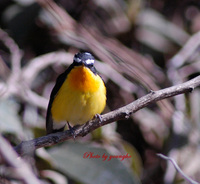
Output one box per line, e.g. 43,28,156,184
74,57,81,63
85,59,95,65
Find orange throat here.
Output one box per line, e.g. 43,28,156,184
67,66,100,92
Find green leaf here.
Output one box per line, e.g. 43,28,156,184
48,142,140,184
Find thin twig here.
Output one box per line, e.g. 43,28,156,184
0,135,41,184
157,153,200,184
22,51,73,86
15,75,200,156
170,30,200,68
0,28,22,75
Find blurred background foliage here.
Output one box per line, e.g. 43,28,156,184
0,0,200,184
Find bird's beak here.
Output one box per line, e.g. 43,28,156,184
82,62,86,66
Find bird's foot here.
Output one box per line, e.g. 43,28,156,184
95,114,103,122
67,122,76,140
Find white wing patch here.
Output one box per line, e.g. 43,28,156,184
74,57,81,63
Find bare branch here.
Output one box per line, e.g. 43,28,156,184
170,31,200,68
15,75,200,156
22,51,73,86
0,28,22,79
0,135,42,184
157,153,200,184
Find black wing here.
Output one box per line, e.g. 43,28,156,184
46,64,74,134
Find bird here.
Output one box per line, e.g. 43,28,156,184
46,52,106,135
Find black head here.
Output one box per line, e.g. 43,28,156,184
73,52,97,74
73,52,95,66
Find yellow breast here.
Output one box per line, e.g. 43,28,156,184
51,66,106,125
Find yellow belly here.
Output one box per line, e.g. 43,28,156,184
51,66,106,125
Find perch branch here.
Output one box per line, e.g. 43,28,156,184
14,75,200,156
